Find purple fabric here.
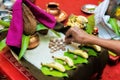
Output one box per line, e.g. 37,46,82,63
6,0,23,48
23,0,56,29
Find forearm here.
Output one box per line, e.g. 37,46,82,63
87,35,120,55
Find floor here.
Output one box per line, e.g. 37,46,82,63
102,62,120,80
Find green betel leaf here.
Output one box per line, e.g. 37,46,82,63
64,52,88,65
0,20,10,28
55,59,76,70
80,46,97,57
86,24,93,34
0,39,6,51
18,35,30,60
86,15,95,34
36,23,48,31
41,66,68,78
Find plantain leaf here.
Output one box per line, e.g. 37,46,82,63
64,52,88,65
41,66,68,78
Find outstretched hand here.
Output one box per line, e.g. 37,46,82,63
65,27,91,44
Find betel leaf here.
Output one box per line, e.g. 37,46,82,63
0,39,6,51
18,35,30,60
55,59,76,70
36,23,48,31
86,24,93,34
86,15,95,34
36,23,61,37
41,66,68,78
0,20,10,28
64,52,88,65
80,46,97,57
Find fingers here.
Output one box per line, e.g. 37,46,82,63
65,27,76,44
65,27,80,44
65,27,77,38
65,28,72,38
65,37,74,44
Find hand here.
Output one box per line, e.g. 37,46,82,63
65,27,120,56
65,27,91,44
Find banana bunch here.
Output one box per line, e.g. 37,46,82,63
41,62,66,72
68,49,88,59
52,56,74,67
66,14,88,29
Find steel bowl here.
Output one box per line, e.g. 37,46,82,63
81,4,97,14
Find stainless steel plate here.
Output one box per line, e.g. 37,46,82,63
81,4,97,14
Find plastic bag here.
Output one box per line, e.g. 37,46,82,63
94,0,120,40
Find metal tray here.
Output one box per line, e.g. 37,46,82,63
81,4,97,14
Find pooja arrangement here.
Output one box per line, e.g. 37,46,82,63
0,0,120,79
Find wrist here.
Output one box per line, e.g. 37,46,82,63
85,35,98,44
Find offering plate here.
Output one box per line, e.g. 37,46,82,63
23,30,76,69
19,30,109,80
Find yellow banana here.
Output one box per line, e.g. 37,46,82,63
41,62,65,72
76,16,88,23
92,45,101,52
85,44,102,52
69,49,88,59
52,56,74,67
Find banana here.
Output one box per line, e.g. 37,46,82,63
92,45,101,52
85,44,102,52
76,16,88,23
66,15,87,29
71,42,81,48
41,62,65,72
68,49,88,59
52,56,74,67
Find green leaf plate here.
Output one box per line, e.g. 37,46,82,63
41,66,68,78
64,52,88,65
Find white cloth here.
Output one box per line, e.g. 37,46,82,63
94,0,120,40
